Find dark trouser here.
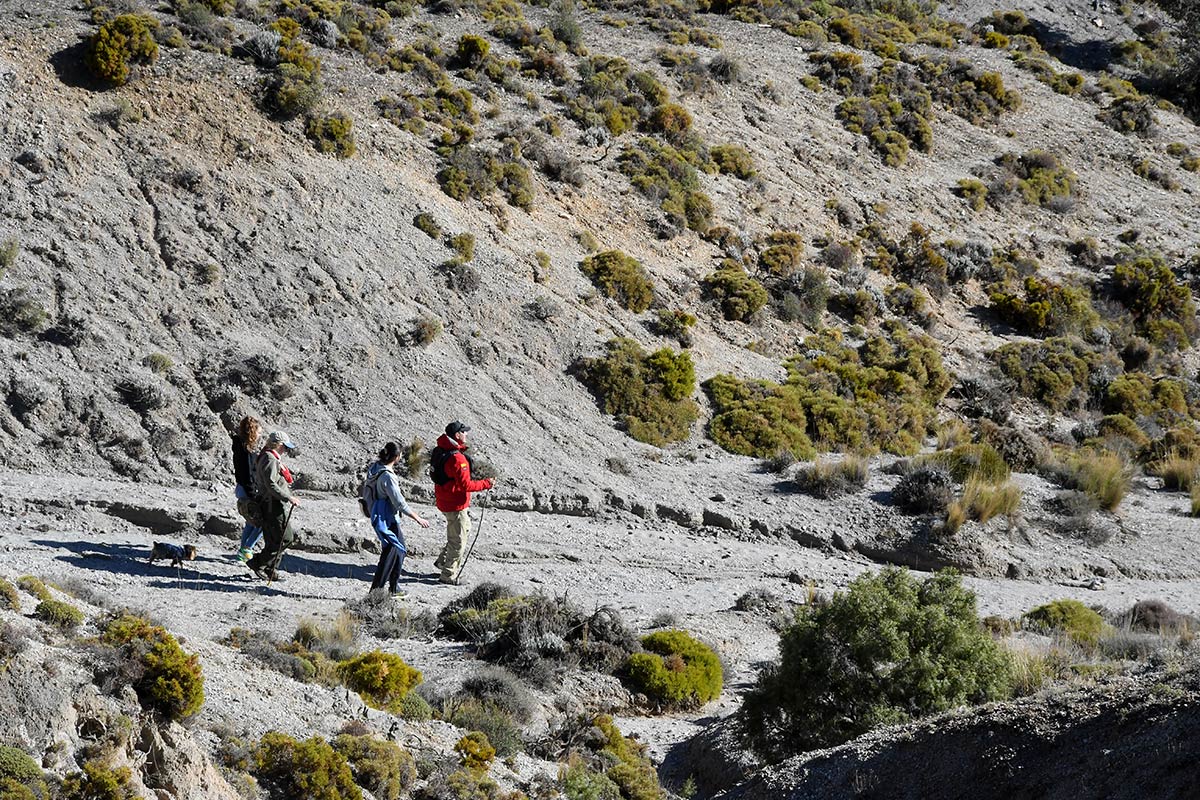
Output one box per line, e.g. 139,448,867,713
248,499,294,575
370,523,406,592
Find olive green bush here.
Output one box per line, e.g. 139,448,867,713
576,338,698,446
102,614,205,720
60,761,136,800
1110,249,1198,347
920,442,1010,483
986,150,1079,210
333,734,415,800
956,178,988,211
988,275,1099,337
592,715,664,800
992,337,1119,413
710,143,755,178
741,568,1012,759
0,746,44,799
1024,599,1107,646
703,268,768,321
650,309,696,346
864,222,949,298
617,138,714,233
1099,95,1157,135
17,576,51,602
0,578,20,612
338,651,422,713
252,732,361,800
580,250,654,312
305,113,356,158
87,14,159,86
0,288,48,337
35,599,84,631
623,630,722,710
705,324,950,458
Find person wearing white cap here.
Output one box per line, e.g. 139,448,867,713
247,430,301,582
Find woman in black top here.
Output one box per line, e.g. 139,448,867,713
233,416,263,562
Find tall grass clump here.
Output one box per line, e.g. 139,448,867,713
1060,449,1134,512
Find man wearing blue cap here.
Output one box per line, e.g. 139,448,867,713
248,430,301,582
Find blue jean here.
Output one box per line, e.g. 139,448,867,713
235,485,263,551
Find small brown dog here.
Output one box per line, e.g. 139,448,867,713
149,542,198,568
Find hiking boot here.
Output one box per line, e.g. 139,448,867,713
250,566,268,581
389,589,406,598
438,576,460,586
266,570,285,583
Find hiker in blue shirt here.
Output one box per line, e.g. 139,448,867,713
364,442,430,596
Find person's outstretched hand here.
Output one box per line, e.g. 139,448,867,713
289,497,301,507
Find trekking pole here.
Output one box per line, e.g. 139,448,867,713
454,506,486,584
267,504,295,588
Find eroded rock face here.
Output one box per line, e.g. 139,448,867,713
711,663,1200,800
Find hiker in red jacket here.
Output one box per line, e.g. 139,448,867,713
431,421,493,584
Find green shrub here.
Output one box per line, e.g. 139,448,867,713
397,691,433,720
1111,249,1197,346
0,579,18,613
60,761,136,800
1100,95,1156,134
992,337,1118,413
0,747,41,785
617,138,713,234
999,150,1079,208
333,734,415,800
17,576,50,602
865,222,949,298
445,698,524,757
102,614,205,720
1024,599,1106,645
593,715,663,800
449,233,476,262
623,630,722,710
651,309,696,346
705,324,950,458
710,143,755,178
1156,451,1200,491
561,755,622,800
703,268,768,321
252,732,361,800
305,113,356,158
988,276,1099,337
580,250,655,312
0,288,48,337
338,651,422,713
86,14,158,86
576,338,698,446
740,568,1012,758
454,33,490,68
454,731,495,774
35,600,83,631
956,178,988,211
920,442,1010,483
831,289,877,325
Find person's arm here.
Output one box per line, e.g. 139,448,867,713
383,471,431,528
450,453,493,493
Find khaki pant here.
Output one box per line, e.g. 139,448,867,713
437,509,471,582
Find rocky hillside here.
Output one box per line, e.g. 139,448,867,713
2,0,1200,797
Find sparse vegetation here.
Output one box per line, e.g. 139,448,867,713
703,268,768,321
17,576,51,602
794,455,869,498
252,731,361,800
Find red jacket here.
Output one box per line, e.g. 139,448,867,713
433,434,492,512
